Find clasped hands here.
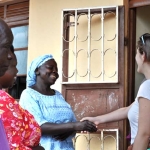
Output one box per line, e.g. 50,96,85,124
52,120,97,141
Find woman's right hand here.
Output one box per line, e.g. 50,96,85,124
80,117,98,125
74,120,97,132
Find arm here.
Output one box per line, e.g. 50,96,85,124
132,97,150,150
0,91,37,150
81,103,133,125
41,120,97,135
52,131,76,141
20,90,97,137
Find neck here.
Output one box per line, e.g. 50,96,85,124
142,64,150,80
0,85,2,90
31,82,54,95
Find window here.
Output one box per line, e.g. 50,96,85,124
61,7,119,84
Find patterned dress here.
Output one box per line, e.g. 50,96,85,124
19,88,77,150
0,90,41,150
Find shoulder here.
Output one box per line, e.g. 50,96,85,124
53,89,66,100
139,80,150,91
137,80,150,100
19,88,39,106
0,90,14,100
0,90,18,109
54,89,62,95
54,90,64,98
21,88,36,96
0,90,8,96
20,88,36,102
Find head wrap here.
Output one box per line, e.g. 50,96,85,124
27,54,54,87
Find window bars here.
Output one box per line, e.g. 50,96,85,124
74,129,119,150
61,6,119,84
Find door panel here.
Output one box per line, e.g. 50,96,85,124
62,6,124,150
66,88,121,126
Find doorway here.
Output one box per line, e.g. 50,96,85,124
135,6,150,98
128,3,150,104
126,2,150,149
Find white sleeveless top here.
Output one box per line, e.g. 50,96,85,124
128,80,150,144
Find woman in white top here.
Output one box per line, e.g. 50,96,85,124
81,33,150,150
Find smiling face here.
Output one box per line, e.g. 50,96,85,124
36,59,59,86
0,53,18,89
0,19,13,76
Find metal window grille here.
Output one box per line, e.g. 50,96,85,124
73,129,119,150
61,6,119,84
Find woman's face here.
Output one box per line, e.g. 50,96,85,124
135,48,143,73
0,54,18,89
0,20,13,77
36,59,59,85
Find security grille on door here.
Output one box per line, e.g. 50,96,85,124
61,6,119,84
74,129,119,150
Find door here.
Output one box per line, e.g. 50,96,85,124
61,6,125,150
127,0,150,104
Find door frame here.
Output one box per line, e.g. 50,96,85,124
61,6,125,150
125,0,150,104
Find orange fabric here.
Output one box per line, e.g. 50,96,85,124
0,90,41,150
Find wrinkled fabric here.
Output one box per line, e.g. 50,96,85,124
27,54,53,87
19,88,77,150
0,90,41,150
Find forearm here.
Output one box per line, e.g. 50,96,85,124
95,107,128,124
41,120,97,136
52,131,75,141
41,122,76,135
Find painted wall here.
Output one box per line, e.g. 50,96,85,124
28,0,123,91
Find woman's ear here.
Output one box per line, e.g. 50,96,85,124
142,51,147,62
35,68,40,75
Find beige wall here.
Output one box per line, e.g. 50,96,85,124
28,0,123,91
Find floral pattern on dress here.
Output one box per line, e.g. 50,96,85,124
0,90,41,150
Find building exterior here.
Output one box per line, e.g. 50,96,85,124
0,0,150,149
